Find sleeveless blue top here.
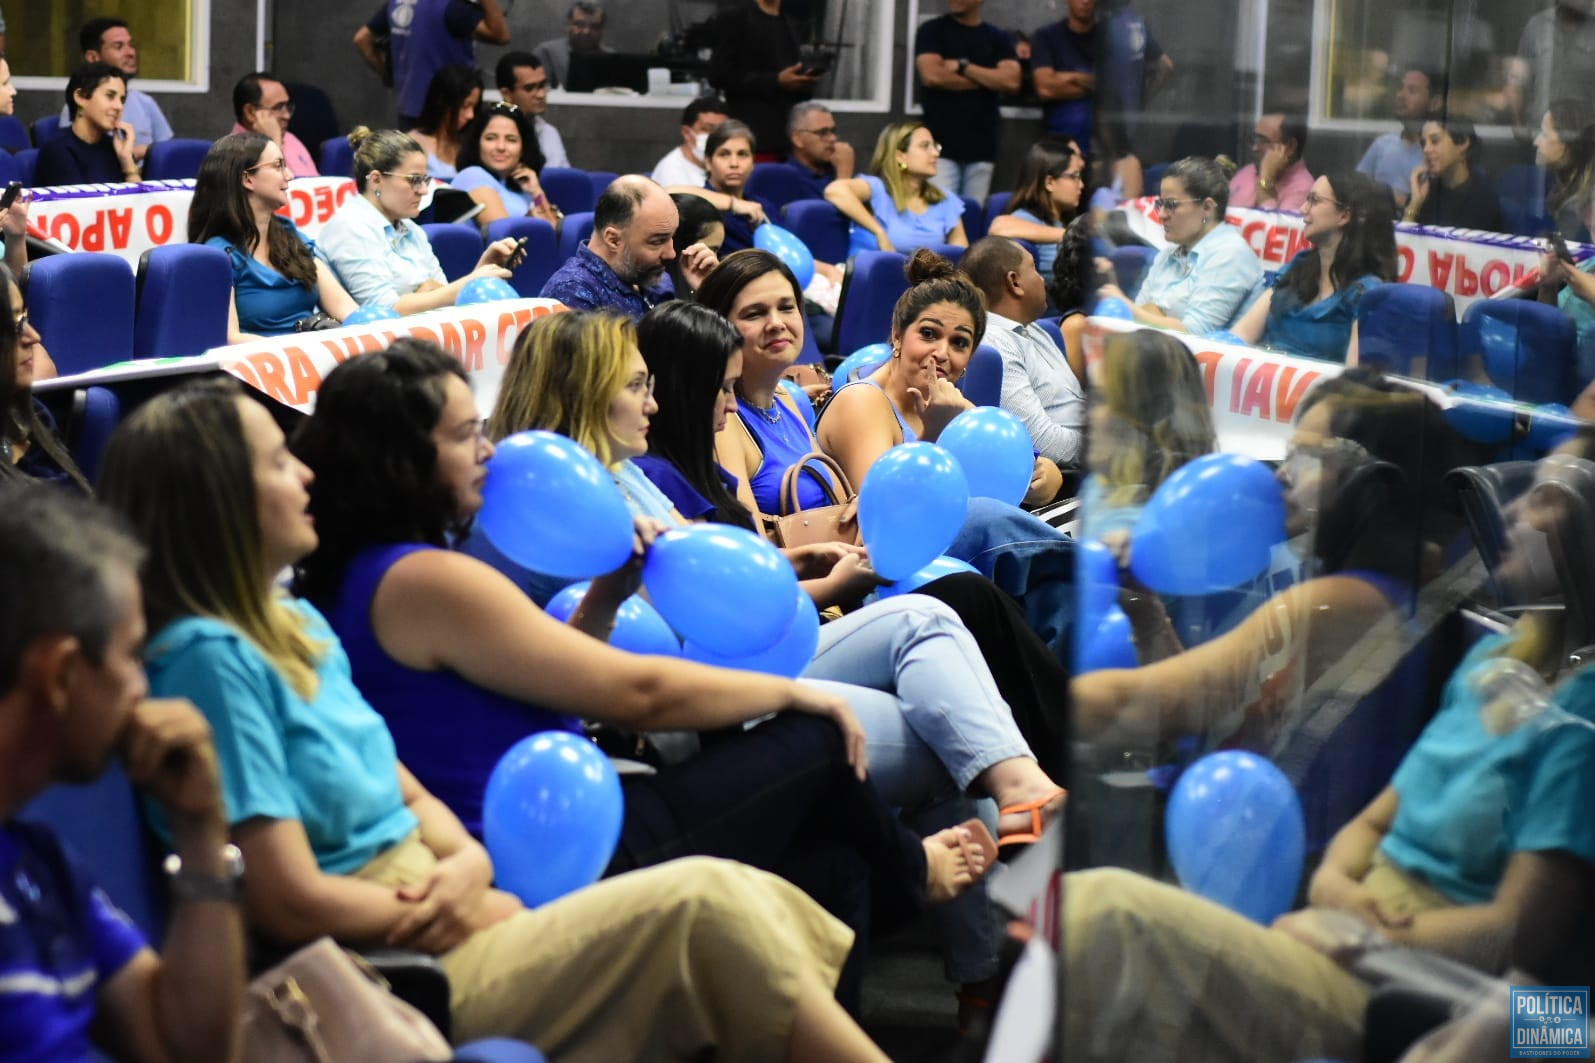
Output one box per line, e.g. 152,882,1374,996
736,394,834,514
325,542,583,837
831,379,918,443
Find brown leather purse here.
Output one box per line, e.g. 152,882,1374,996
766,452,860,548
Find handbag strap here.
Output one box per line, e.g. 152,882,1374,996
264,976,336,1063
779,452,855,516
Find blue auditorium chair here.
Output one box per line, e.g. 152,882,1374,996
587,170,619,202
0,150,17,187
134,244,231,359
31,115,62,147
982,191,1013,235
782,198,850,264
923,242,965,263
1355,283,1459,380
423,222,486,282
960,195,985,241
555,210,595,266
15,147,36,187
485,216,559,297
1446,461,1537,593
1143,162,1170,190
1036,316,1068,354
320,135,355,179
29,253,135,375
796,311,823,364
141,138,213,181
64,386,124,485
0,115,28,153
540,167,596,215
1460,298,1580,405
957,344,1004,406
1495,164,1551,237
833,250,909,358
1109,244,1156,298
745,164,818,213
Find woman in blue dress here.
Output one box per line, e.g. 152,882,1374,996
449,102,563,230
1232,171,1397,363
189,133,358,341
825,123,968,256
988,139,1087,279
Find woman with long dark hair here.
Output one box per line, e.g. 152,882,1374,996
190,132,358,340
1404,116,1502,231
408,63,482,179
450,101,561,228
988,139,1087,278
1536,98,1595,241
0,266,87,490
1232,171,1397,362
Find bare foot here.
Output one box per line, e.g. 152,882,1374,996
922,819,996,902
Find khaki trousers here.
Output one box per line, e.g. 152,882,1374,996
357,837,853,1061
1064,858,1455,1062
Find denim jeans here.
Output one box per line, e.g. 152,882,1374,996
933,158,996,205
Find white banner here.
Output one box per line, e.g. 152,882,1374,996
37,299,570,415
1116,197,1591,313
25,177,361,265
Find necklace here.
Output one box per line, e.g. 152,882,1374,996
741,392,783,424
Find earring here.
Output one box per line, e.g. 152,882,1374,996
891,345,901,358
899,161,907,171
375,188,382,202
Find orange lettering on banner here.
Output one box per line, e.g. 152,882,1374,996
245,352,296,405
410,326,442,347
1264,226,1287,262
1240,362,1278,420
1456,257,1479,296
494,311,521,360
1274,366,1320,422
333,183,356,208
1229,357,1253,412
1397,245,1416,282
437,322,464,354
49,213,81,245
222,359,261,390
1241,220,1267,258
287,189,312,227
285,346,322,406
1428,250,1452,291
1194,349,1221,404
460,318,487,371
1482,259,1509,295
81,210,107,251
145,205,173,244
312,184,335,223
108,208,132,249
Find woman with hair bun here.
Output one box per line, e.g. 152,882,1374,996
1097,156,1264,335
314,127,517,313
1231,171,1397,363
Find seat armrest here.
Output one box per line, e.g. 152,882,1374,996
359,947,453,1042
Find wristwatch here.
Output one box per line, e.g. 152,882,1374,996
163,844,245,903
1257,177,1275,194
957,58,970,77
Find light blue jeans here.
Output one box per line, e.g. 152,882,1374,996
933,158,995,206
801,593,1033,982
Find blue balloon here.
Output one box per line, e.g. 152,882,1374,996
754,223,816,288
832,343,891,384
477,430,636,579
341,304,401,326
643,524,799,655
857,442,970,581
1165,751,1305,924
545,582,682,657
1093,296,1136,320
1204,329,1245,345
1077,539,1121,632
1078,606,1137,672
876,554,978,597
458,276,520,305
682,586,819,677
936,407,1035,506
483,731,623,907
1130,453,1286,595
778,379,817,430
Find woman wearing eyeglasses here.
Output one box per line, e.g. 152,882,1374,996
1096,156,1264,336
1230,172,1397,363
314,127,517,314
988,140,1086,279
189,133,358,342
825,123,969,256
450,102,562,229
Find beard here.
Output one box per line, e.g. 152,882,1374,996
616,245,665,288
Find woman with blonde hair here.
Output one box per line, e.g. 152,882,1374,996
97,375,901,1062
825,123,968,256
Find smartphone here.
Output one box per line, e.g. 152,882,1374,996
800,61,831,77
508,236,530,268
1546,230,1574,264
0,182,20,211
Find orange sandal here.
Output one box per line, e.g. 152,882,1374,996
997,788,1066,847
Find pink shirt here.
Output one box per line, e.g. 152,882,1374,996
230,123,320,178
1228,159,1313,212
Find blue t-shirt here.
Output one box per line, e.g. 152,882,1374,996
0,821,146,1062
145,602,419,874
325,543,583,837
1030,19,1094,146
847,175,965,257
207,220,319,336
374,0,482,120
451,166,531,216
1382,635,1595,905
1010,207,1062,277
1264,258,1382,362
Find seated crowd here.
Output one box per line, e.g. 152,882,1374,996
4,10,1595,1062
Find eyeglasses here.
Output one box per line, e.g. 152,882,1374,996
1251,133,1281,147
13,310,28,333
266,100,296,117
487,101,521,117
1153,196,1199,213
380,171,431,190
798,126,838,138
1058,169,1087,183
1303,190,1346,210
247,158,292,175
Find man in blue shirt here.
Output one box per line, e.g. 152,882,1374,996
0,485,243,1061
541,176,718,318
59,18,173,163
1030,0,1097,150
785,101,856,198
354,0,509,127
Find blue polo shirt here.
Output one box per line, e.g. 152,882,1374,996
539,244,675,320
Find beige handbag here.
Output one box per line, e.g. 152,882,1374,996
241,937,453,1063
765,452,860,549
